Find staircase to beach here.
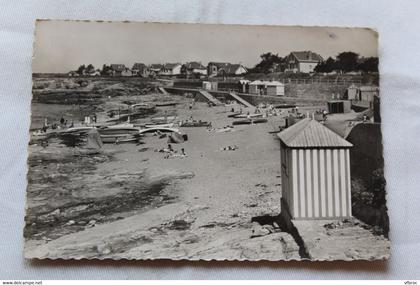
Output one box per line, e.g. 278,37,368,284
158,87,169,95
198,89,223,106
228,92,254,108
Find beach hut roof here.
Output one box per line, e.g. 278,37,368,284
265,80,284,86
277,118,353,148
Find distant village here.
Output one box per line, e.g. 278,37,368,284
63,50,378,101
67,50,378,79
68,61,248,78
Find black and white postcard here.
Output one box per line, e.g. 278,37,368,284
25,21,389,261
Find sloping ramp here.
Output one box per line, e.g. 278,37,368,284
158,87,169,95
198,90,223,106
229,92,254,108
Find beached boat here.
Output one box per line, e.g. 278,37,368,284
100,133,141,143
143,123,175,129
106,123,135,129
151,115,177,122
155,102,178,107
232,118,268,125
130,103,156,110
65,126,96,133
108,111,156,123
139,127,180,135
98,126,140,136
97,125,140,143
227,112,242,118
233,113,263,119
180,121,211,127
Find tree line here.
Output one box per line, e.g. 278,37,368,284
74,64,114,75
315,52,378,73
251,51,378,74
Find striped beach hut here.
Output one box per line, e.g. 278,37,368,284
278,118,353,220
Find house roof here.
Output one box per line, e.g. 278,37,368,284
277,118,353,148
150,64,164,69
164,63,181,69
184,62,206,69
222,64,245,74
132,63,148,71
209,62,246,74
209,62,230,67
110,64,126,72
290,51,323,62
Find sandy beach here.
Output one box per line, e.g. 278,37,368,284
25,75,390,261
25,92,308,260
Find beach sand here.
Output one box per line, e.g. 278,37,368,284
25,90,389,261
25,98,303,260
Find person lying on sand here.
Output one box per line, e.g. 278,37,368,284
220,145,239,151
215,126,234,133
156,144,173,153
164,148,187,159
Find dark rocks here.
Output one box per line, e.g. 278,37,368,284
250,222,271,238
167,219,192,231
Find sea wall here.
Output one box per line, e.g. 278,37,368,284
285,83,349,100
236,94,325,107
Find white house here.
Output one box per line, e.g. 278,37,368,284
161,63,182,76
207,62,247,77
182,62,207,75
286,51,323,73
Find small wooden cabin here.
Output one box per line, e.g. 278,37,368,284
327,100,351,114
278,118,353,219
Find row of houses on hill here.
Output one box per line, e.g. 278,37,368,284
68,51,326,77
70,62,248,77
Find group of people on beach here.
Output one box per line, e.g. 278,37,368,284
41,116,74,132
157,143,187,159
40,112,99,133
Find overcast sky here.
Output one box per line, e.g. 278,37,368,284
33,21,378,73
